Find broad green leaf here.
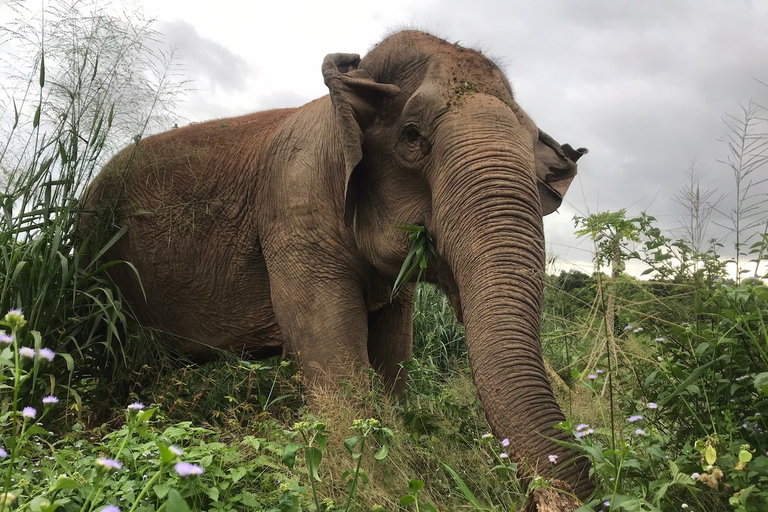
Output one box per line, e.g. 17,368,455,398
205,486,219,501
166,489,192,512
408,479,425,493
704,445,717,465
153,481,171,499
30,497,54,512
156,439,177,464
373,442,389,460
344,435,361,453
739,449,753,463
49,475,80,492
229,466,247,483
754,372,768,395
305,446,322,482
282,442,302,468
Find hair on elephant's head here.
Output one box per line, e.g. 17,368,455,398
322,31,592,503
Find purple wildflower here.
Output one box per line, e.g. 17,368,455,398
628,415,643,422
548,454,558,463
0,448,6,458
647,402,658,409
634,428,645,435
96,458,122,471
0,332,12,344
501,438,510,447
37,348,55,362
100,506,120,512
174,462,204,476
576,423,589,431
22,407,36,419
624,325,633,331
19,347,35,359
127,402,145,412
499,453,509,459
42,396,59,405
588,374,597,380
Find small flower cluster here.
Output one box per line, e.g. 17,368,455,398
575,423,595,438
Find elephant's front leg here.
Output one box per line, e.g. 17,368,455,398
267,267,371,387
367,284,414,397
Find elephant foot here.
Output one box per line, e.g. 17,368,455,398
519,480,582,512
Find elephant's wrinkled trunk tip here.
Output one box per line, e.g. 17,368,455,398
562,144,588,162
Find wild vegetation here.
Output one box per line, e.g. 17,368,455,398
1,2,767,511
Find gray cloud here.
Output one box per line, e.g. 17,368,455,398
159,20,252,93
407,0,768,270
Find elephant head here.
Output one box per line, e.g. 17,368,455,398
321,32,592,502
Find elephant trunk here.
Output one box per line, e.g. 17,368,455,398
431,101,594,501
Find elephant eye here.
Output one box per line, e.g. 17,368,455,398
402,125,421,143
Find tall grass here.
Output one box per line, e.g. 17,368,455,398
0,0,184,408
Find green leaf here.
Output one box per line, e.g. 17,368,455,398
136,408,156,423
754,372,768,395
739,449,753,463
373,442,389,460
400,495,416,506
39,51,45,87
659,359,717,405
704,445,717,465
344,435,361,453
49,475,80,492
316,433,327,452
29,497,54,512
408,479,425,494
305,446,323,482
282,442,302,468
156,439,177,464
205,486,219,501
166,489,192,512
442,463,487,511
154,481,171,499
229,466,247,483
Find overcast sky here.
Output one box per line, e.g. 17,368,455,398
6,0,768,276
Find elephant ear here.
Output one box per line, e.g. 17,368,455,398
322,53,400,227
534,129,587,216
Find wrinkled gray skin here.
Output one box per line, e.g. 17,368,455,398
83,31,592,502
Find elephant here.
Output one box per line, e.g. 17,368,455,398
82,30,592,505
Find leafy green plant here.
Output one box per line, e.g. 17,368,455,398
400,479,438,512
342,418,393,511
283,420,328,511
0,0,185,406
392,225,437,298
